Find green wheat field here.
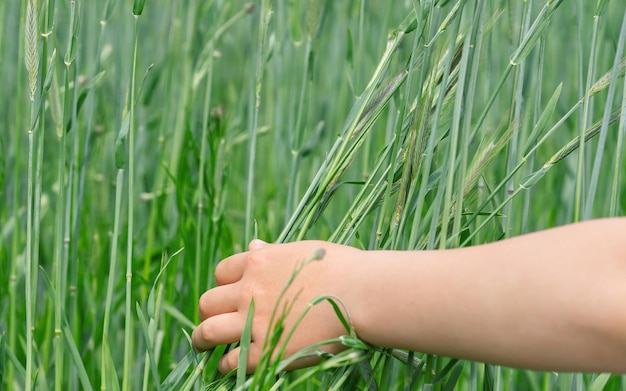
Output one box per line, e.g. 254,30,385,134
1,0,626,389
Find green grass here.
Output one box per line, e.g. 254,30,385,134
1,0,626,390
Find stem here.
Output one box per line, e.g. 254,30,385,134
101,170,124,391
194,41,213,316
245,0,271,245
574,6,600,221
25,0,43,387
122,14,139,391
8,1,28,387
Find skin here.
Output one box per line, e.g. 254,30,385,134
192,217,626,374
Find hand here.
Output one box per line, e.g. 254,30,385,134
191,239,363,374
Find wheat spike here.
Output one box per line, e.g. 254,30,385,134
25,0,39,101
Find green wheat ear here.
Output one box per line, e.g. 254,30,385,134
25,0,39,101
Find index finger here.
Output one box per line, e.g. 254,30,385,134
215,240,269,285
215,251,248,285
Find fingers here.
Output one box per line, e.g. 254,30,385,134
218,344,263,374
198,284,240,320
218,342,326,374
192,312,245,352
215,253,248,285
215,239,269,285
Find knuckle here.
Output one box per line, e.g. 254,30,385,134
236,284,256,308
247,251,266,268
227,351,240,371
198,321,216,344
220,351,239,374
214,261,227,284
198,292,210,320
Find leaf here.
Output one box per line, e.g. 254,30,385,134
510,0,564,65
136,302,162,391
520,165,549,190
432,359,460,383
443,361,465,391
63,320,94,391
39,268,94,391
338,336,371,351
102,336,121,391
0,331,5,383
588,373,612,391
523,83,562,155
161,351,195,391
148,247,184,318
162,304,196,330
237,298,255,388
65,71,107,133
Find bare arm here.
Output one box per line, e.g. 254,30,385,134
192,218,626,373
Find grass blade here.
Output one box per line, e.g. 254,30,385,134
237,298,255,387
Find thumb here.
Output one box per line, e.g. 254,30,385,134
248,239,268,251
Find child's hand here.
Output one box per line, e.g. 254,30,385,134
191,239,364,373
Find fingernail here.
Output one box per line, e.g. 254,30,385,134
249,239,267,251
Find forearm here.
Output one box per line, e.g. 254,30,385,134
350,218,626,372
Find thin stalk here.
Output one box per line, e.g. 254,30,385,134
575,0,585,220
8,1,28,387
53,62,68,391
285,37,312,221
611,14,626,217
245,0,271,245
122,13,140,391
54,3,78,389
439,2,477,249
101,169,124,391
502,0,532,240
414,12,459,250
24,56,37,391
522,35,546,232
384,7,423,250
24,0,40,388
66,61,80,390
408,0,438,249
194,41,213,317
357,0,366,90
584,9,626,218
574,2,601,221
99,7,123,391
452,0,484,243
33,0,55,382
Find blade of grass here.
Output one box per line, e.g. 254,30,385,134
574,0,603,221
236,298,255,387
121,2,145,389
136,303,162,391
583,9,626,218
53,2,79,388
611,47,626,217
